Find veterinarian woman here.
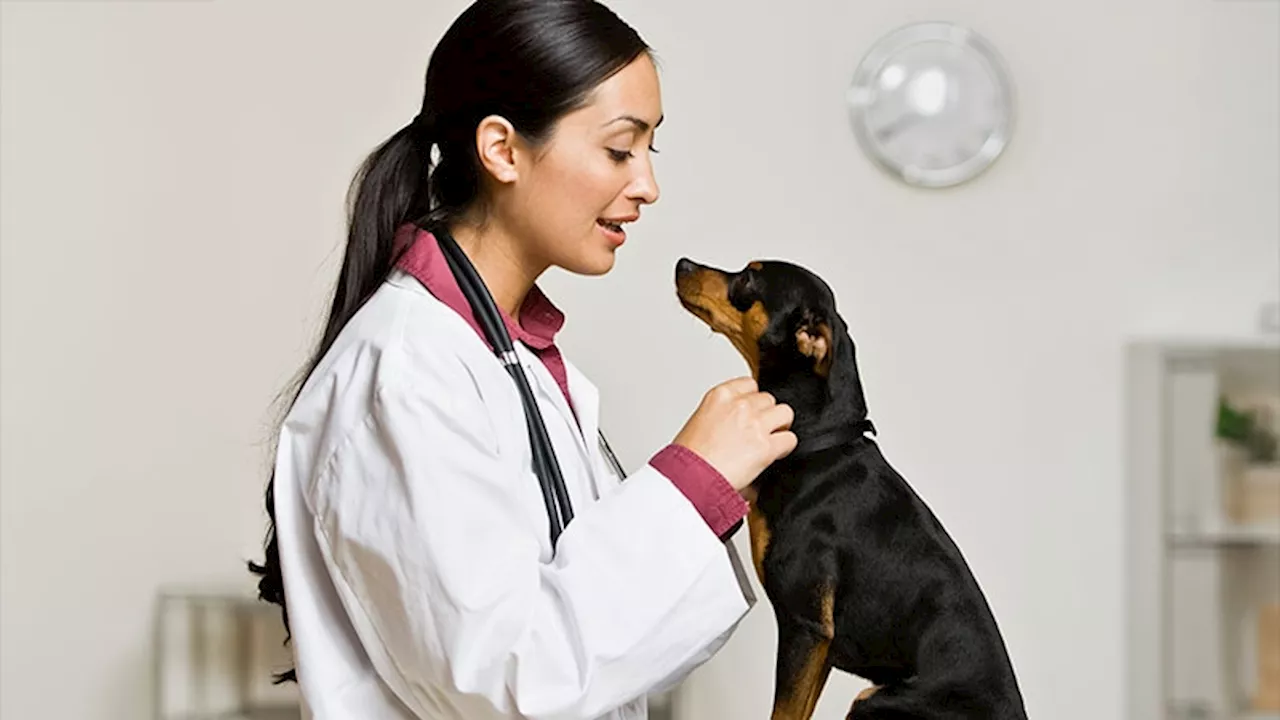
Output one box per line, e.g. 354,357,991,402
247,1,797,718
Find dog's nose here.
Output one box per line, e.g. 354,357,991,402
675,257,696,279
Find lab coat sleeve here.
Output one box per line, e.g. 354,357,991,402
306,352,754,720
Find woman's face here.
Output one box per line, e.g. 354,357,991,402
482,53,663,276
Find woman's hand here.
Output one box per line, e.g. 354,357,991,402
672,376,797,493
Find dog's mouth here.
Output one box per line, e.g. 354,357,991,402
677,293,715,325
676,288,735,337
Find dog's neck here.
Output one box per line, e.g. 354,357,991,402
760,326,872,457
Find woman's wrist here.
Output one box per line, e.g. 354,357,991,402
648,444,749,540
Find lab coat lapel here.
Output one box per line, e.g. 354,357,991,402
516,345,602,500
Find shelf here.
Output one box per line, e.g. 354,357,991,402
236,709,301,720
1127,340,1280,720
1168,702,1280,718
1168,523,1280,548
157,709,300,720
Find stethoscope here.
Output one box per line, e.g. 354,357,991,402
433,226,628,549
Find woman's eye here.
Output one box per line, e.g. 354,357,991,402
608,146,660,163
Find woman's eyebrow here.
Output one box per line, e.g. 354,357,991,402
602,114,665,132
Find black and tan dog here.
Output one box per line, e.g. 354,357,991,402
674,257,1027,720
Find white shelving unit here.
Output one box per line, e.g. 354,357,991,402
153,586,302,720
1127,338,1280,720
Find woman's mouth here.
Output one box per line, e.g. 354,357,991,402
597,218,630,246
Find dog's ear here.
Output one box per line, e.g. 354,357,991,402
795,313,834,377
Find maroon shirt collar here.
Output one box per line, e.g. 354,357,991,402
393,223,564,351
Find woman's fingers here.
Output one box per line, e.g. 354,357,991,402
767,402,794,431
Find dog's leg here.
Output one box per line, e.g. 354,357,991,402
771,617,832,720
770,583,835,720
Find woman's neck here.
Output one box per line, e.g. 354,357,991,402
448,219,547,320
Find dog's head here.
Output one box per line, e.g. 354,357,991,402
674,257,846,384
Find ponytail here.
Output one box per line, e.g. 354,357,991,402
246,117,435,684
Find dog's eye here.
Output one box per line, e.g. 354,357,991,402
728,272,757,311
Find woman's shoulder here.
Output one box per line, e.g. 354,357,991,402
286,271,487,427
275,272,498,508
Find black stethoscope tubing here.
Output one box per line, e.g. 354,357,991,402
434,227,626,549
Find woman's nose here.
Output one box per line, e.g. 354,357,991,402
629,164,660,204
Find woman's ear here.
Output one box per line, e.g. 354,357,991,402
474,114,519,184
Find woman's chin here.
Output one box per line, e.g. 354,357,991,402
564,247,618,276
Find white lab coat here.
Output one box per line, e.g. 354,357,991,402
273,268,756,720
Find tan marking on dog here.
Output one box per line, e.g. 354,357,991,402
847,684,881,717
796,323,833,377
771,582,837,720
820,582,835,639
773,638,833,720
747,499,771,587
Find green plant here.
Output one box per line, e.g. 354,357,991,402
1216,396,1278,463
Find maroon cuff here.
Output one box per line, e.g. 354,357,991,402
648,444,748,539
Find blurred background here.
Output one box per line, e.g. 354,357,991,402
1,0,1277,719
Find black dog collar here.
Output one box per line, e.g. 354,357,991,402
794,418,877,456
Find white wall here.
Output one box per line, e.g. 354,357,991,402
1,0,1275,719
